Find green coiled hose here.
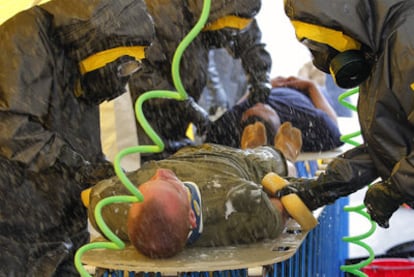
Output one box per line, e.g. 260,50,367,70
338,87,377,277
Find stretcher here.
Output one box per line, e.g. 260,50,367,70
82,208,323,275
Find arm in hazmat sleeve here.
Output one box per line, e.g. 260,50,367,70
278,145,379,210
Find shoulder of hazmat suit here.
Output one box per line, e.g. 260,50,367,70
0,0,154,275
87,143,287,249
280,0,414,228
129,0,272,162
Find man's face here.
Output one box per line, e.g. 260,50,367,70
128,168,197,258
140,168,189,206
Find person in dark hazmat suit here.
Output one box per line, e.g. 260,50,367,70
129,0,272,162
276,0,414,229
0,0,155,275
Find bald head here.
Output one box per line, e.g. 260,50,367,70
128,169,196,258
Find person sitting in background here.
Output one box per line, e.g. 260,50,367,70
206,76,343,153
83,121,303,258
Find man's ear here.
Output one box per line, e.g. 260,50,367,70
188,209,197,229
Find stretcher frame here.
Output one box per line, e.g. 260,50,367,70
82,207,324,275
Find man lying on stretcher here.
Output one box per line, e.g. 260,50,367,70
82,107,317,259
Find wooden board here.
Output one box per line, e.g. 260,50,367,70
82,210,322,273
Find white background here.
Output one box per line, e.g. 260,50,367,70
256,0,311,77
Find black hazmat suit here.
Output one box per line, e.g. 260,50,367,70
279,0,414,228
0,0,154,275
129,0,272,162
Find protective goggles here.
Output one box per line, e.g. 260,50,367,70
79,46,146,76
291,20,361,52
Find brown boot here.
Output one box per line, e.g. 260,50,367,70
240,121,267,149
274,122,302,162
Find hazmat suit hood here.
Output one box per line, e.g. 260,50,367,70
42,0,155,104
284,0,414,88
42,0,154,62
2,0,155,105
285,0,412,53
